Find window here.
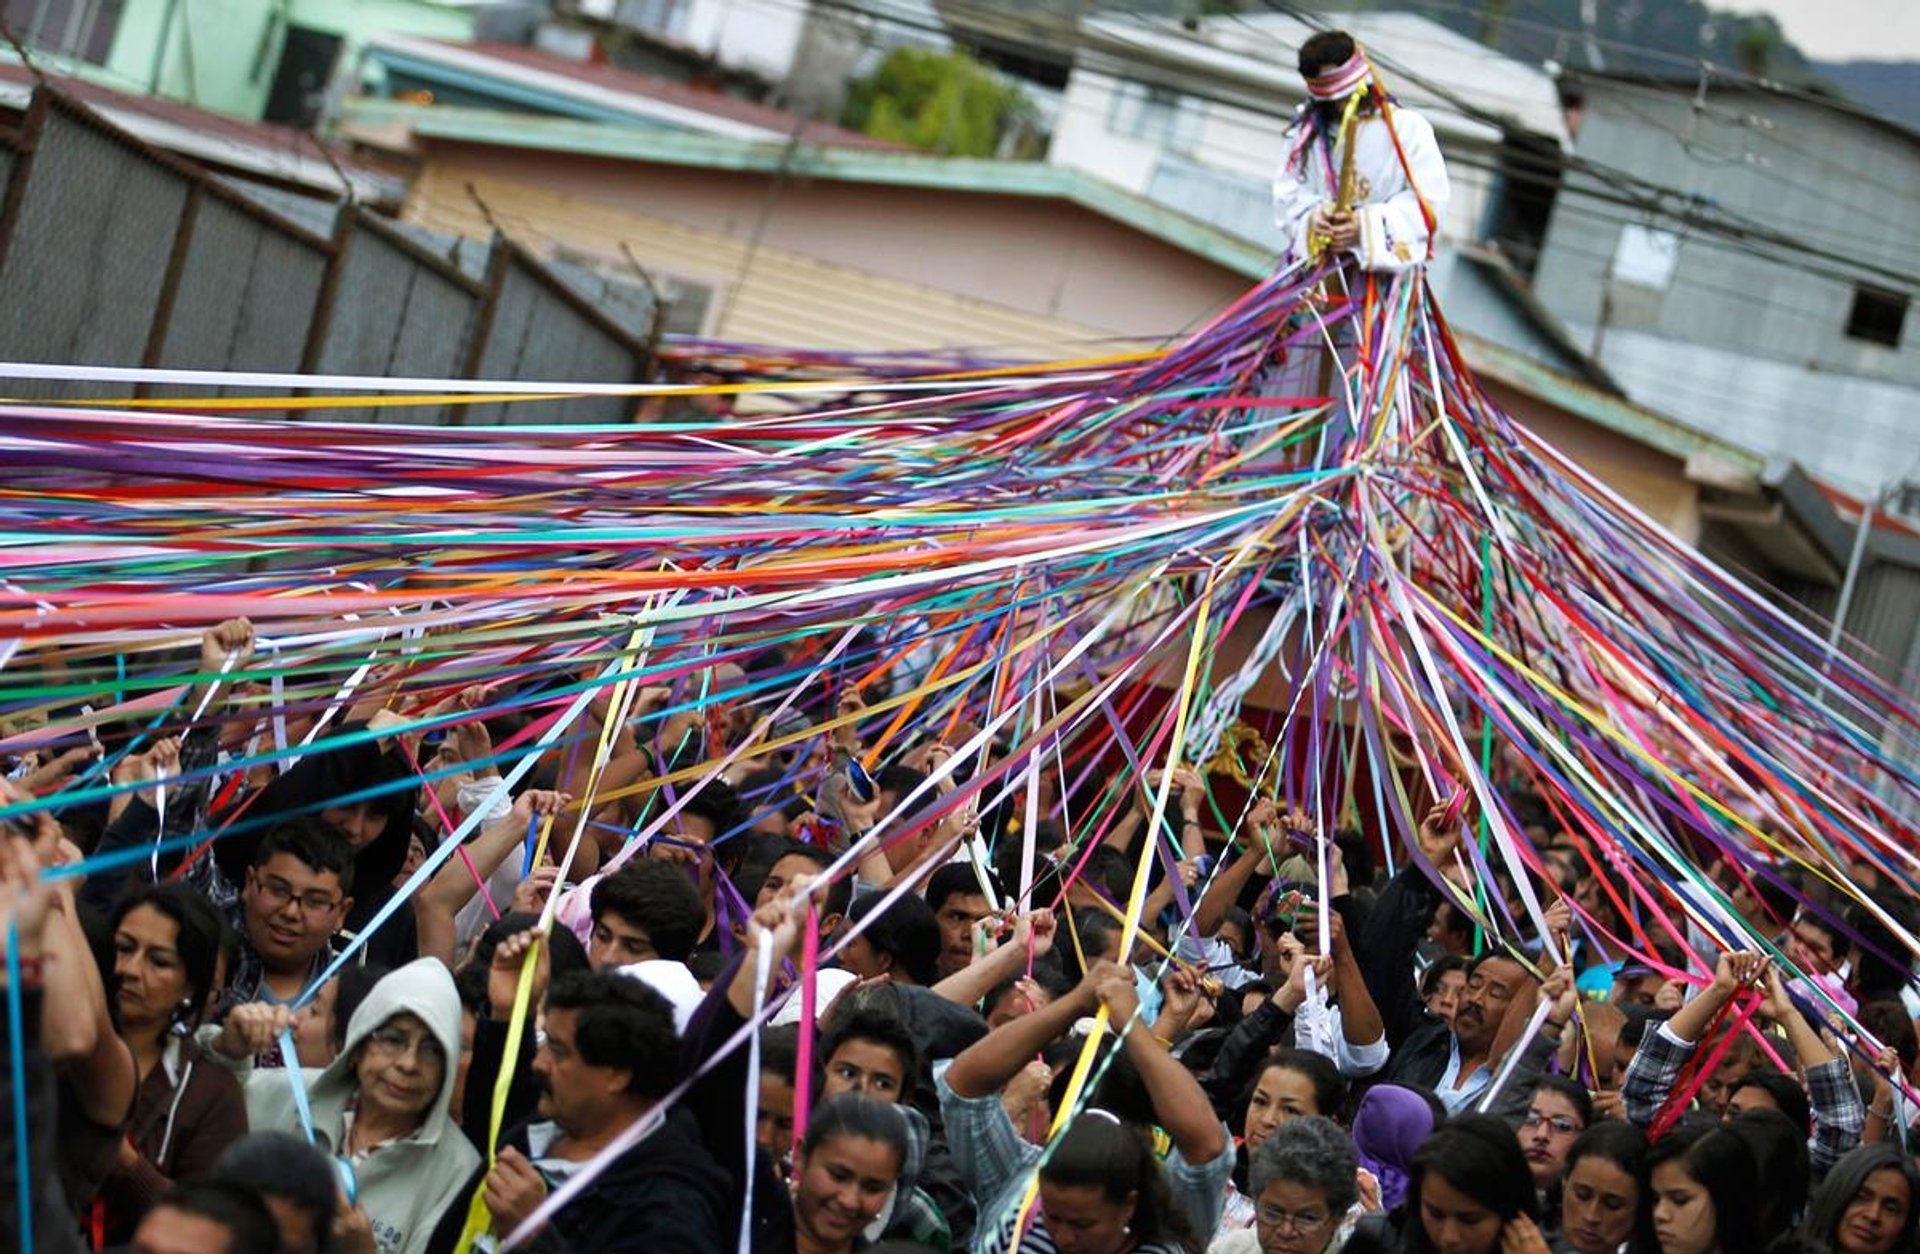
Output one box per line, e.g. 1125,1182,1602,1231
16,0,123,64
1107,80,1201,151
1845,285,1908,348
1609,225,1681,291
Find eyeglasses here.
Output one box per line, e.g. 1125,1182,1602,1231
255,874,340,916
1257,1205,1330,1233
1522,1111,1582,1136
365,1024,447,1065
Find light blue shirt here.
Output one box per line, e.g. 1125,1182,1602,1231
1435,1034,1493,1113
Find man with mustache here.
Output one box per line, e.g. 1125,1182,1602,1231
1359,803,1569,1115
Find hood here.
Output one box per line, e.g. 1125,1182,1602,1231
616,959,702,1033
1351,1084,1435,1212
312,957,465,1147
863,1102,931,1244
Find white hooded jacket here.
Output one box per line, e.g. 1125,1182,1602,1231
236,959,481,1254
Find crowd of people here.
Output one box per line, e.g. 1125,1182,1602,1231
0,613,1915,1254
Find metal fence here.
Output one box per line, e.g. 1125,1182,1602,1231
0,88,656,423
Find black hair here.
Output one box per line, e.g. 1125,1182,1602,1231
845,892,941,986
1559,1118,1655,1252
1217,906,1255,961
759,1024,801,1085
926,861,997,915
1799,1143,1920,1253
1419,954,1468,999
762,841,853,922
328,962,391,1056
1250,1116,1359,1215
1041,1112,1196,1252
678,777,743,843
146,1181,281,1254
1646,1125,1758,1254
1058,907,1122,985
253,816,355,893
544,970,681,1098
1861,999,1920,1072
799,1093,909,1173
1248,1048,1345,1121
457,911,588,1012
875,763,928,808
1297,29,1356,77
1408,1114,1538,1245
1726,1107,1808,1247
819,1004,920,1097
590,860,705,961
209,1131,338,1254
1729,1069,1812,1137
109,881,229,1028
1077,846,1133,905
1526,1074,1594,1129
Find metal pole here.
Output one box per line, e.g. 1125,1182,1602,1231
1827,489,1882,654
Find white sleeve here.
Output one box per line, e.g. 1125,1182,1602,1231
1273,146,1328,263
1328,1004,1391,1078
1355,110,1450,273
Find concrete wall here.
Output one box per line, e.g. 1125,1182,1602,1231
1531,79,1920,498
404,142,1249,346
104,0,474,120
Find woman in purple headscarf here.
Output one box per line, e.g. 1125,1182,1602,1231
1350,1085,1441,1213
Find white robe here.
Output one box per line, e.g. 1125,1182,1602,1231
1272,105,1451,273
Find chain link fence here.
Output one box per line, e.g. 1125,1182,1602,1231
0,89,656,422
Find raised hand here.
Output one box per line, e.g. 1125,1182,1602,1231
200,617,256,675
1416,800,1465,867
1013,908,1058,958
215,1001,293,1060
487,928,550,1021
508,866,561,916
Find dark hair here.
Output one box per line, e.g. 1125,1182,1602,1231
1409,1115,1538,1241
1646,1125,1758,1254
926,861,996,915
1078,846,1133,905
1297,30,1356,77
109,882,228,1027
209,1131,338,1254
1526,1074,1594,1129
1041,1112,1196,1252
1249,1049,1345,1121
1791,908,1853,962
766,841,853,921
759,1024,801,1084
254,816,355,893
457,911,588,1011
544,971,681,1098
1059,907,1121,985
1726,1107,1808,1247
845,892,941,986
1729,1069,1811,1137
1250,1115,1358,1213
590,861,704,961
146,1182,281,1254
875,764,928,808
1420,954,1468,999
1799,1143,1920,1253
328,963,391,1056
1560,1121,1651,1253
799,1093,909,1171
820,1004,920,1096
1217,907,1255,960
1861,999,1920,1072
679,777,742,843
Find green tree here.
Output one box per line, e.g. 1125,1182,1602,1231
844,47,1038,157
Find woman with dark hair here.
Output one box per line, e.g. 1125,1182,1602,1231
1796,1143,1920,1254
1558,1122,1649,1254
1521,1075,1592,1210
1347,1113,1543,1254
1646,1124,1757,1254
95,881,249,1243
1035,1110,1199,1254
1727,1107,1809,1247
1244,1049,1347,1154
790,1094,913,1254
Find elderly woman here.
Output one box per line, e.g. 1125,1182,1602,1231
209,957,479,1254
1212,1116,1360,1254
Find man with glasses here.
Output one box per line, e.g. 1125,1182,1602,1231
218,818,355,1065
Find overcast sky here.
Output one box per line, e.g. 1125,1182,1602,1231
1740,0,1920,61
